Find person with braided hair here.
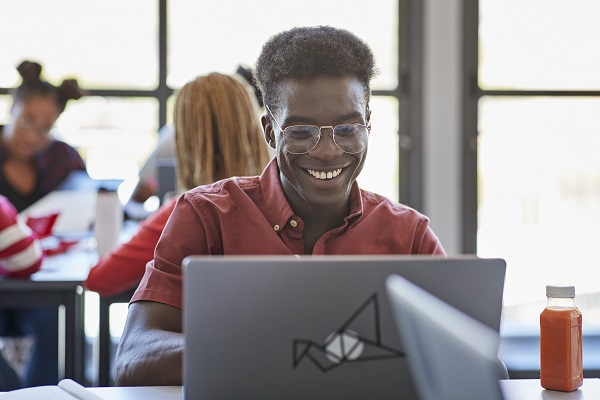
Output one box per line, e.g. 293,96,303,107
0,61,86,388
128,64,265,207
85,72,271,298
0,60,86,212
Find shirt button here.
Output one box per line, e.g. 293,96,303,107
273,225,280,231
289,220,298,228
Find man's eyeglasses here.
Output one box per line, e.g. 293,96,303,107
265,104,370,155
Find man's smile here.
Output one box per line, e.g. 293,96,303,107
307,168,343,180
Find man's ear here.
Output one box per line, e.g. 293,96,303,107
366,106,372,129
261,114,276,149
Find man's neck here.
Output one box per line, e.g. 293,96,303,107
287,194,351,254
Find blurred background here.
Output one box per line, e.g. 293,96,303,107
1,0,600,381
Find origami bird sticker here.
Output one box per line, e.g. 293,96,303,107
292,293,405,372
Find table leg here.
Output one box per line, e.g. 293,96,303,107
99,296,111,386
64,286,85,383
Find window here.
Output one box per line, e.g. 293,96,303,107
0,0,414,205
464,0,600,362
0,0,160,183
1,3,423,384
167,0,403,200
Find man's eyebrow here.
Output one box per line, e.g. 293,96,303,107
283,112,365,126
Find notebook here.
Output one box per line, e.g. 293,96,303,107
386,274,506,400
182,255,506,400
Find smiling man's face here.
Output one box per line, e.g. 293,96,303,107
264,75,370,214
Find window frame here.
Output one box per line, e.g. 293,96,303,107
462,0,600,253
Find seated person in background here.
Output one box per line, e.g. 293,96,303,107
129,65,264,206
84,72,272,297
0,60,86,213
129,124,174,205
0,60,85,387
0,194,44,390
114,26,445,386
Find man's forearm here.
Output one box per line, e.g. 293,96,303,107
114,329,184,386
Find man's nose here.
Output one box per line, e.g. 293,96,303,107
308,127,342,159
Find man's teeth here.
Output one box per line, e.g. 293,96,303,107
307,168,342,180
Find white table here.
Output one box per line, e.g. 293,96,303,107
500,379,600,399
3,379,598,399
0,248,95,383
81,379,600,400
87,386,182,399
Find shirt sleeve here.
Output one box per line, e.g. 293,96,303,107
413,217,446,256
0,197,44,278
85,198,177,297
130,192,213,309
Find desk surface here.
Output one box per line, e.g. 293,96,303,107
0,248,94,383
0,247,95,288
87,386,182,400
500,379,600,399
81,379,600,400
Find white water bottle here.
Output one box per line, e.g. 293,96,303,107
94,188,123,258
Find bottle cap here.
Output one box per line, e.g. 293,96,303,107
546,285,575,298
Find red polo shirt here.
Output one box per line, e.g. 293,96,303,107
132,159,445,308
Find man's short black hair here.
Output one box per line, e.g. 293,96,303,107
254,26,378,111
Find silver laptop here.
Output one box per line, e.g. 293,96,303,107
182,255,506,400
386,274,505,400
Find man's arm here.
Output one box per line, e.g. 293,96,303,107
114,301,184,386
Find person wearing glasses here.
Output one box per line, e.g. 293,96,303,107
0,61,85,387
115,26,445,386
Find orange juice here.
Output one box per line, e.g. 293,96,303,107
540,306,583,391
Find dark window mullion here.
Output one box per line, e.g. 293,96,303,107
462,0,480,254
397,0,423,210
158,0,170,129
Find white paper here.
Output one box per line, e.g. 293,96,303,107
18,190,97,234
58,380,106,400
0,385,76,399
0,380,105,400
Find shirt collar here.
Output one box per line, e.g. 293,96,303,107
345,181,364,223
259,159,295,232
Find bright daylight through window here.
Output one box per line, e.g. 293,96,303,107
477,0,600,329
0,0,400,373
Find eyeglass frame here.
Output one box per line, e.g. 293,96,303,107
265,104,371,155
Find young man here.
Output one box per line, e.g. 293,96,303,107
114,26,445,386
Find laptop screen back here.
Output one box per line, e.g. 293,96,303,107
386,274,505,400
182,255,506,400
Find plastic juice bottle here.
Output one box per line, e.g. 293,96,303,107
540,285,583,391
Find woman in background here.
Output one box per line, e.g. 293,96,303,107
0,60,85,212
85,72,271,297
128,64,263,207
0,61,85,387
